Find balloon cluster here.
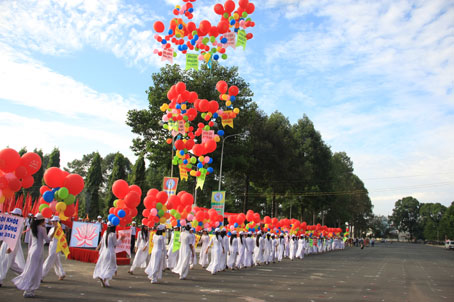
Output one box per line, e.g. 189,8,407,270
38,167,84,220
142,189,195,228
152,0,255,63
161,81,240,181
107,180,141,226
0,148,42,203
190,207,224,231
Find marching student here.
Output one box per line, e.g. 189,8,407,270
166,227,179,270
93,221,125,288
227,230,238,270
172,225,194,280
0,208,26,287
253,231,264,266
41,216,65,281
198,229,210,268
206,228,223,275
128,225,149,274
145,225,166,284
235,231,246,269
13,213,53,298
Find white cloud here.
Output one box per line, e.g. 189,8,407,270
0,43,138,122
0,0,162,67
0,112,135,168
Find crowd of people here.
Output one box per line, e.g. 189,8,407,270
0,210,346,297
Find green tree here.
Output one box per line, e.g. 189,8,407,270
85,153,103,220
419,203,447,241
18,147,27,156
105,153,128,211
390,196,421,241
439,202,454,240
47,147,60,168
65,152,97,179
129,155,147,221
30,149,44,200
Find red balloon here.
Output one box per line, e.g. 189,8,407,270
228,85,239,96
112,179,129,199
147,188,159,197
181,193,194,207
168,195,181,208
217,20,229,34
44,167,64,188
176,81,186,94
8,176,21,192
239,0,249,9
153,21,165,33
64,174,84,195
199,20,211,36
15,166,28,179
64,204,75,218
214,3,224,15
20,152,42,175
144,195,157,209
224,0,235,13
196,211,204,221
246,2,255,14
208,101,219,114
124,191,141,208
175,140,185,150
0,148,21,173
0,175,7,190
41,207,52,219
204,139,217,153
216,80,228,94
22,175,34,189
192,144,206,156
156,191,168,204
129,184,142,197
40,185,50,195
198,99,209,112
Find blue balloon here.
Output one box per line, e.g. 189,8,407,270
230,19,235,25
179,150,185,156
208,158,213,164
194,35,199,40
182,44,188,51
197,163,203,169
108,214,115,221
191,39,196,45
213,54,219,60
183,159,188,164
207,167,214,173
234,223,239,227
52,187,60,193
227,232,232,236
221,38,228,44
218,130,225,136
168,29,173,35
178,24,183,30
118,209,126,218
213,113,218,118
111,216,120,226
230,95,236,101
176,104,181,109
43,191,54,202
162,39,167,45
188,8,194,13
177,220,181,227
198,221,203,226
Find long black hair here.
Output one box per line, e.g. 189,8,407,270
239,233,243,245
256,234,261,247
215,231,220,240
141,226,149,241
230,233,236,245
31,218,44,238
105,226,116,247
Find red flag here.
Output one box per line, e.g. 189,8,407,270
8,195,17,212
32,198,40,215
14,195,24,211
74,199,79,220
23,194,32,217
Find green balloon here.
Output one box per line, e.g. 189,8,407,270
64,194,75,205
39,204,49,212
158,209,165,217
163,124,169,129
223,13,229,19
190,157,197,164
170,209,176,216
210,36,216,43
59,187,69,199
175,213,181,220
173,52,177,57
186,164,192,169
222,54,228,60
156,202,163,210
202,37,209,44
114,199,119,207
192,30,198,36
242,12,248,18
204,125,211,131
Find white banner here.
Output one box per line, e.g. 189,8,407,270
0,214,25,252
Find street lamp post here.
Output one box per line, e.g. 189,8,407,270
218,131,249,191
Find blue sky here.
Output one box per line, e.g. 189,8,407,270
1,0,453,216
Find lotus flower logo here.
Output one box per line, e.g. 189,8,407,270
74,223,98,247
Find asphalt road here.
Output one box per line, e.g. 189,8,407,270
1,242,453,302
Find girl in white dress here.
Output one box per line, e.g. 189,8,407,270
0,208,25,287
198,230,210,268
277,234,285,262
219,230,228,271
263,233,272,264
206,229,223,274
93,222,124,287
244,232,254,267
128,225,149,274
42,216,65,281
235,231,245,269
166,227,179,270
289,235,297,260
13,213,52,298
253,232,263,265
173,225,194,280
145,225,166,283
227,230,238,269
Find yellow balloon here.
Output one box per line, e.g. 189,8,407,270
59,213,68,221
214,135,220,143
226,101,232,106
233,108,240,114
160,216,167,223
204,53,211,62
56,202,67,213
